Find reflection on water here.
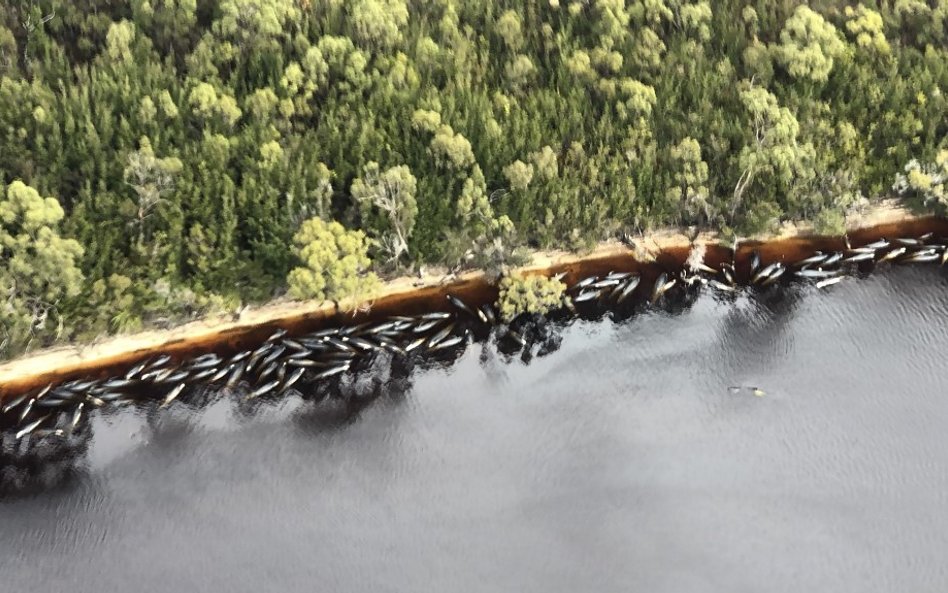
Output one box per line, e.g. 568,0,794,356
3,266,948,592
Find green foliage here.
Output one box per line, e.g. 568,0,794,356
774,6,846,83
496,273,568,322
87,274,142,335
0,0,945,358
667,138,711,225
427,124,476,170
189,83,242,128
350,0,409,50
743,199,783,235
123,137,184,247
893,151,948,212
495,10,523,51
732,84,815,228
214,0,299,40
505,54,537,90
678,2,713,42
0,181,83,356
813,208,846,236
351,162,419,265
503,160,534,192
443,165,530,278
287,218,380,305
844,6,890,56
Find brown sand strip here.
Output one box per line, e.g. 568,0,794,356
1,200,943,401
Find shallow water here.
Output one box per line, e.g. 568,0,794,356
3,265,948,592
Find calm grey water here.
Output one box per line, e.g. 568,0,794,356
3,265,948,592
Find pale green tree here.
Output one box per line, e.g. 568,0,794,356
189,82,242,127
280,61,312,114
466,213,527,280
85,273,141,335
287,218,380,305
616,78,656,118
216,94,242,127
455,165,495,238
428,124,476,170
742,40,774,84
893,150,948,210
280,37,370,104
123,137,184,244
891,0,948,45
893,0,932,21
505,54,537,89
350,162,419,264
732,85,815,216
385,51,420,91
496,273,567,322
495,10,523,50
529,146,559,181
157,90,179,119
624,0,674,72
595,0,633,49
628,0,672,26
504,160,534,191
410,108,441,133
0,181,84,355
565,49,596,83
309,162,335,221
301,44,329,84
415,36,442,73
139,96,158,123
445,165,529,276
0,24,14,70
259,140,284,170
630,27,666,70
774,6,846,83
676,1,712,42
742,6,759,37
105,19,137,61
590,47,624,75
214,0,299,40
131,0,198,53
350,0,409,50
666,137,712,224
844,5,890,55
492,91,514,116
245,87,280,120
443,180,490,271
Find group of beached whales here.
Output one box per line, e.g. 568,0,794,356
572,234,948,306
2,233,947,467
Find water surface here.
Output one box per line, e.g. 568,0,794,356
3,266,948,592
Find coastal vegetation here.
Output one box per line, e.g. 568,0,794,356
497,273,568,322
0,0,947,358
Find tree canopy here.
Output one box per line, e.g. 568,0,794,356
0,0,946,358
287,218,379,305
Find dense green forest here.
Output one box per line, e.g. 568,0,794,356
1,0,947,359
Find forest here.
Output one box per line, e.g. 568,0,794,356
1,0,947,360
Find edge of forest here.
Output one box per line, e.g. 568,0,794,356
0,198,915,391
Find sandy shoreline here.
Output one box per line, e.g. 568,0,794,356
0,199,918,395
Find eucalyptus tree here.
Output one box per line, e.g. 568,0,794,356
0,181,83,355
287,218,380,306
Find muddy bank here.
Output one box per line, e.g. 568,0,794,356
1,205,946,402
